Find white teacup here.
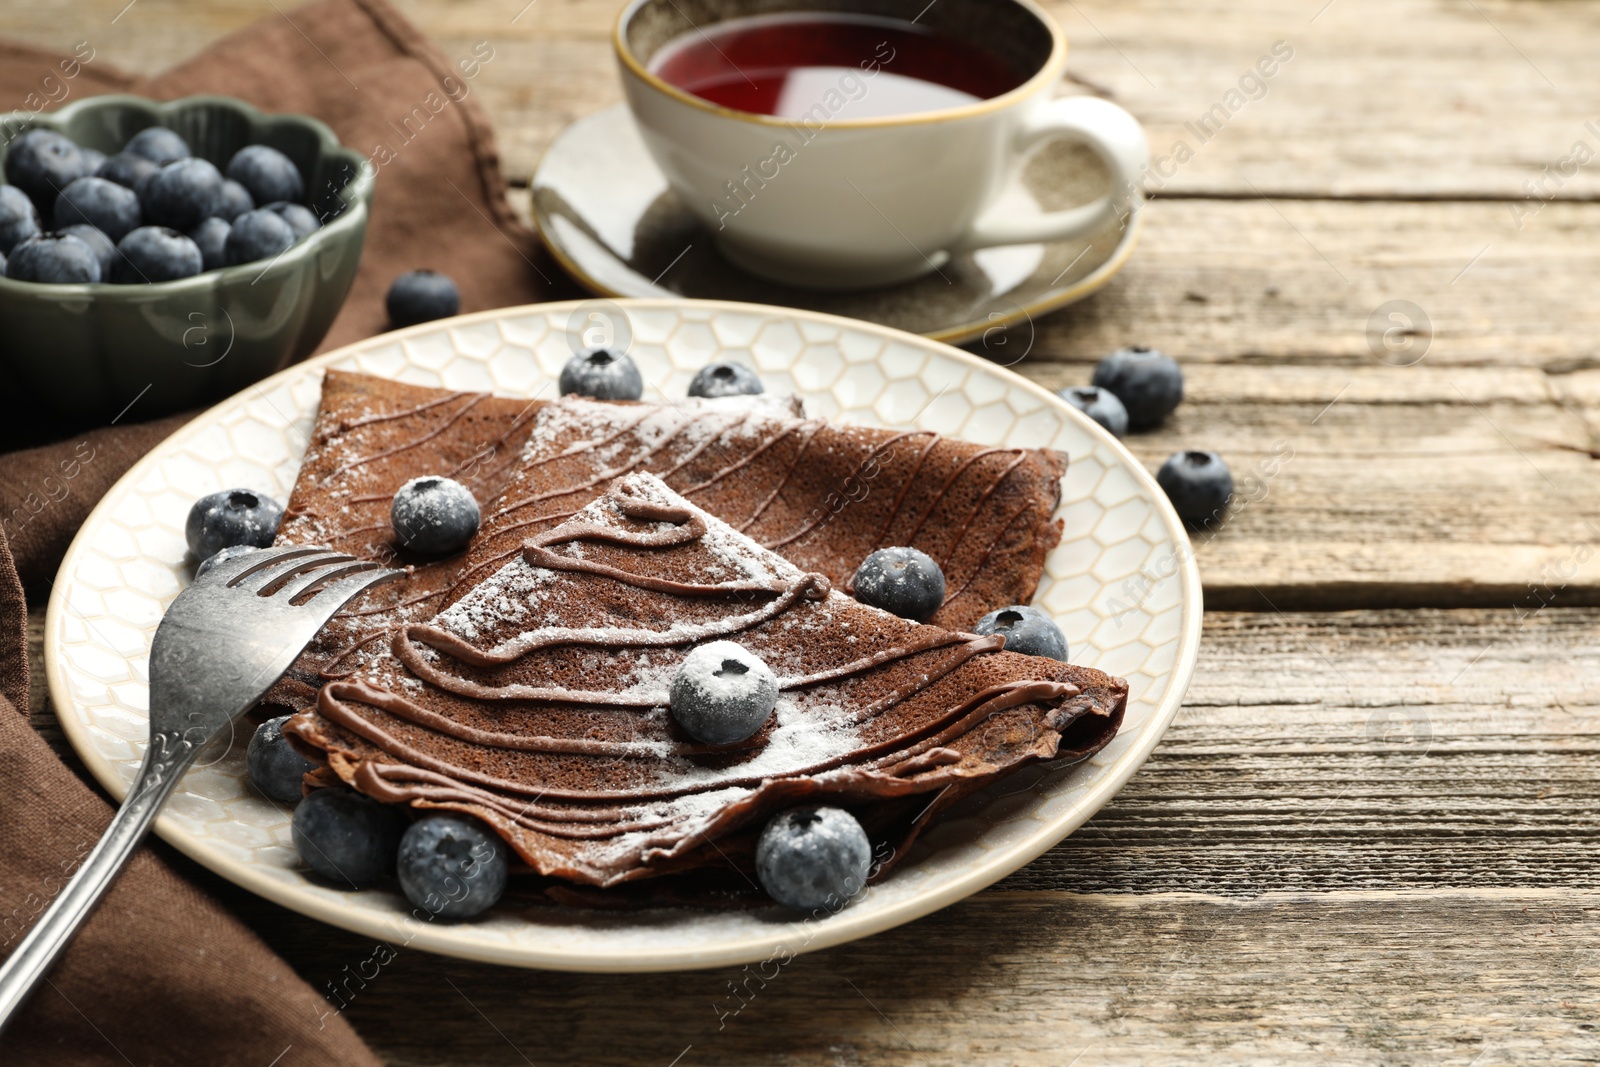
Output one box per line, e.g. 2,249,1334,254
614,0,1148,289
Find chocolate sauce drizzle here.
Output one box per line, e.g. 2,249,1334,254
313,482,1081,819
448,401,1045,612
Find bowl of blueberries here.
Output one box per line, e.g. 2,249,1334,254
0,94,374,419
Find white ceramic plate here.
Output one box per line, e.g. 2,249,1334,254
47,299,1201,973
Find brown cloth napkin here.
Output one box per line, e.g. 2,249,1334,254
0,0,575,1060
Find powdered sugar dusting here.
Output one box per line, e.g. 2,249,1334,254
423,472,867,811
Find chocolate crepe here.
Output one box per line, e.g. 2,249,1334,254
451,395,1068,630
286,473,1125,889
268,372,1066,715
265,370,544,710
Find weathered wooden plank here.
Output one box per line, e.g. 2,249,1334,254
213,884,1600,1067
1003,606,1600,895
19,0,1600,200
1012,197,1600,369
1014,362,1600,609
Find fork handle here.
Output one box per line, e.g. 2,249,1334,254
0,732,197,1030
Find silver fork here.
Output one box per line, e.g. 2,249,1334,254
0,546,400,1028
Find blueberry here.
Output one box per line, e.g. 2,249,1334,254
0,185,40,255
5,233,101,283
223,207,296,266
226,144,304,206
1091,346,1184,431
396,813,509,921
188,216,231,272
263,200,320,239
60,224,116,277
3,129,88,209
123,126,191,165
139,158,224,231
96,151,159,191
53,176,142,242
78,147,107,175
291,788,403,886
386,270,460,328
247,715,317,803
185,488,285,561
390,476,480,555
1060,386,1129,438
214,179,254,222
1156,450,1234,526
559,348,643,401
195,542,260,579
688,361,764,399
974,605,1068,660
670,641,779,745
111,226,202,283
852,547,945,622
755,807,872,913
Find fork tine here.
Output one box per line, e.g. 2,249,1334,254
274,560,385,603
297,566,405,610
231,549,357,594
196,545,324,586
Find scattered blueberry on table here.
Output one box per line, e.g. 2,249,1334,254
185,488,285,562
688,360,764,398
124,126,191,166
247,715,317,804
974,605,1068,661
1156,450,1234,526
397,814,509,921
386,269,460,327
1059,385,1129,438
853,546,946,622
52,176,141,242
756,806,872,913
670,640,779,745
0,124,316,286
390,475,480,555
5,232,101,283
113,226,203,283
559,347,644,401
0,184,40,255
291,788,404,886
4,128,88,209
224,207,296,267
1092,345,1185,431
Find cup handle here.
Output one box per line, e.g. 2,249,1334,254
951,96,1149,251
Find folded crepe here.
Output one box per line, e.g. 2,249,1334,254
268,372,1067,713
285,473,1126,888
447,394,1067,630
265,371,545,709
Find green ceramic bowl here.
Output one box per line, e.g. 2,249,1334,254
0,95,374,420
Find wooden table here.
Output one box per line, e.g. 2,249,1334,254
14,0,1600,1062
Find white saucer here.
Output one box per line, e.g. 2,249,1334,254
532,105,1143,346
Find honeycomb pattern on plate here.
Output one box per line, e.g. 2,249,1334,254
47,300,1201,971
